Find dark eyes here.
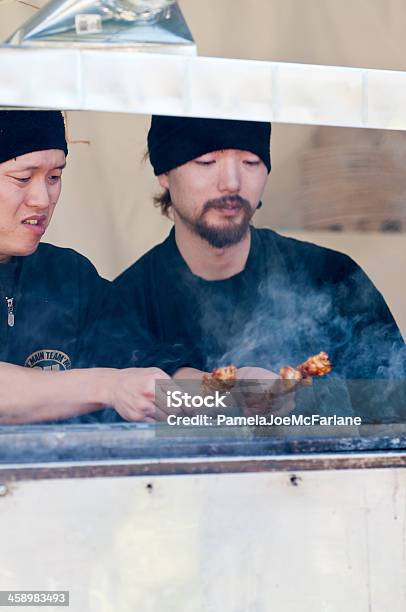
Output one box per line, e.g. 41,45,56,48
11,177,30,183
11,175,61,183
194,159,260,166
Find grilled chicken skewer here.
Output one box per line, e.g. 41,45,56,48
202,352,332,394
275,351,332,395
280,351,332,384
202,364,237,393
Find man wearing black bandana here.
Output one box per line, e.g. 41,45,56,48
0,110,179,424
114,115,406,423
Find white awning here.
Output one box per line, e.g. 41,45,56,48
1,46,405,130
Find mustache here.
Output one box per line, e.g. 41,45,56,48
202,195,251,213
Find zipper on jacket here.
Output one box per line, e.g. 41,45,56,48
5,297,14,327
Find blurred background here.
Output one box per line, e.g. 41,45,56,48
1,0,406,334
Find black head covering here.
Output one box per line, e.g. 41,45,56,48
148,115,271,175
0,110,68,164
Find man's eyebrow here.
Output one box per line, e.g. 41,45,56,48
12,162,67,171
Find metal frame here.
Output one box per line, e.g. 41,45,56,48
2,451,406,482
0,423,405,466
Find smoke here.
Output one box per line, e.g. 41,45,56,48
196,262,406,423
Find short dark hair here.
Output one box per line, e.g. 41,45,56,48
142,149,173,218
153,188,173,218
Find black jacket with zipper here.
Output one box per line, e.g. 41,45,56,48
0,242,110,370
0,242,188,376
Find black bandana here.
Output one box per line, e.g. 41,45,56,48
0,110,68,164
148,115,271,175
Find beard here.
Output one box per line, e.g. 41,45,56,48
173,195,254,248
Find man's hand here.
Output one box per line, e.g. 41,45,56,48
172,367,207,381
0,363,171,424
237,366,279,383
236,366,296,417
105,367,170,422
160,368,218,419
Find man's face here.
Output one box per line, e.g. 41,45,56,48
158,149,268,248
0,149,66,263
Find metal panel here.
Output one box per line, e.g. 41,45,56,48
1,423,406,464
7,0,195,53
0,465,405,611
1,451,406,481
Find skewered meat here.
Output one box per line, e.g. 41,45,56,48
295,351,332,380
276,351,332,394
202,364,237,392
203,352,332,395
279,351,332,391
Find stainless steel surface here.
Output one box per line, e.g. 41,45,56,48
1,462,405,611
0,422,405,464
6,0,195,54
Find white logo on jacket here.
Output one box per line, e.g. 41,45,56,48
24,349,72,371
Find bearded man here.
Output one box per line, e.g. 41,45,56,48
114,115,405,422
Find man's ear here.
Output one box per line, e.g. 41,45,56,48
157,172,169,190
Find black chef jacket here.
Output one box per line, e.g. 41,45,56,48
0,241,186,373
113,227,406,423
0,243,110,370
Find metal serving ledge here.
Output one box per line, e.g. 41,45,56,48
0,423,405,478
